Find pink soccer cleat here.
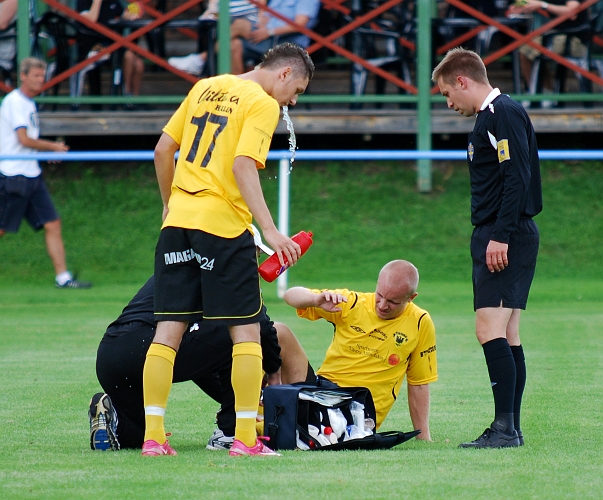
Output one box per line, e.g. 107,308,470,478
141,438,177,456
228,436,282,457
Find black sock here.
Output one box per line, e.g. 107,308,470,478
482,338,516,433
511,344,526,433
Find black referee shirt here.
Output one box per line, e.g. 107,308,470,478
467,92,543,243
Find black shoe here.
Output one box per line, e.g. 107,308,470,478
459,427,521,449
89,393,120,451
56,278,92,289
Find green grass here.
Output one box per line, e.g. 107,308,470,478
1,280,602,499
1,160,602,498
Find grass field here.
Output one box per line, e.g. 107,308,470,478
1,160,602,498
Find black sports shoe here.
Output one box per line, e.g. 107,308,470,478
459,427,521,449
56,278,92,289
89,393,120,451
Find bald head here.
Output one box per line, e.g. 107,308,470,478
374,260,419,320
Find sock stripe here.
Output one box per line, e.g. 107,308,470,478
236,411,258,420
145,405,166,417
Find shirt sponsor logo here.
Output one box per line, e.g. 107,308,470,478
197,87,240,104
468,142,474,161
350,325,366,334
393,332,408,347
349,343,385,362
369,329,387,341
420,345,436,357
497,139,510,163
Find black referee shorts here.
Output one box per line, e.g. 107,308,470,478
154,227,265,325
471,219,539,310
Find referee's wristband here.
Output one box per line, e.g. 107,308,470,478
541,1,549,9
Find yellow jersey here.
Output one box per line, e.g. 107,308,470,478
162,74,279,237
297,289,437,428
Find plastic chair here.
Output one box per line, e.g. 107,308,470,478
31,12,78,109
348,0,415,109
527,2,603,107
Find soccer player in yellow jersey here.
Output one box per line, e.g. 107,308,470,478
283,260,437,441
142,43,314,457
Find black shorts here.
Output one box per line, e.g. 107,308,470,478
471,219,539,310
154,227,265,325
0,174,59,233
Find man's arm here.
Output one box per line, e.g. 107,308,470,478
283,287,348,312
154,132,179,221
248,13,310,43
408,383,431,441
0,0,17,31
16,128,68,153
232,155,300,267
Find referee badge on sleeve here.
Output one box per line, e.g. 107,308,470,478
468,142,474,161
497,139,510,163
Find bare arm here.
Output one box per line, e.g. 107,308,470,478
16,128,68,152
232,155,300,266
0,0,17,31
248,13,310,43
79,0,103,22
408,383,431,441
154,132,179,221
283,287,347,312
508,0,580,19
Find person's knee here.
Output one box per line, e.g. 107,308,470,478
44,219,62,234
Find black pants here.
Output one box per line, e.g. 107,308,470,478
96,322,234,449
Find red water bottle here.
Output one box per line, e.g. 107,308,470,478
258,231,313,282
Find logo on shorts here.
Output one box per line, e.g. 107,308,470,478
164,249,215,270
164,248,198,265
468,142,474,161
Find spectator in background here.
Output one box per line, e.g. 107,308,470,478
234,0,321,74
507,0,587,104
77,0,145,106
0,0,17,77
169,0,266,77
168,0,321,76
0,58,92,289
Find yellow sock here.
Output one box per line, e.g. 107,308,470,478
232,342,263,447
143,343,176,444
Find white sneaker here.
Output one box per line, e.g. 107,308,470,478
168,53,205,76
206,428,235,451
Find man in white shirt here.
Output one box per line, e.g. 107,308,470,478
0,57,92,288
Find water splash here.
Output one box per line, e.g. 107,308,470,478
282,105,296,171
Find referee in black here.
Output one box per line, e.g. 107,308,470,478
432,47,542,448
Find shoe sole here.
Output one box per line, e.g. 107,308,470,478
89,394,120,451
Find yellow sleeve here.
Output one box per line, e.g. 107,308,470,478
406,312,438,385
235,96,279,169
296,289,354,322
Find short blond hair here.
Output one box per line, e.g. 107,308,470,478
20,57,46,76
432,47,489,86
